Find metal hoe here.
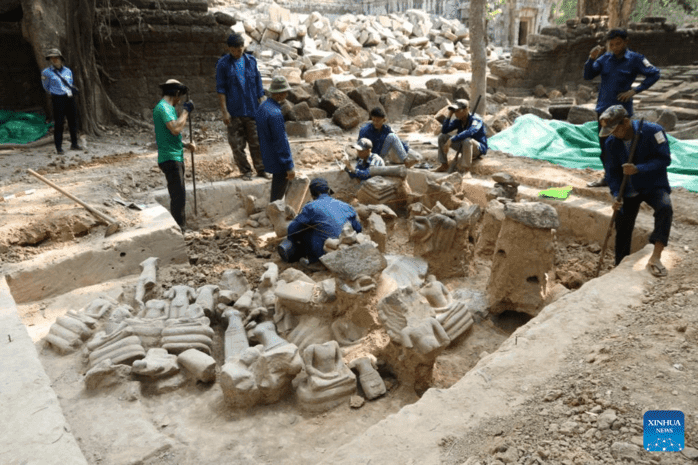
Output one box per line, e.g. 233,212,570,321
595,118,645,277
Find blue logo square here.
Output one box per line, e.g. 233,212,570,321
644,410,684,452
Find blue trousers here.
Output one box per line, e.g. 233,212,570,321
615,189,672,266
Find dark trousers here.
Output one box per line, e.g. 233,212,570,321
227,116,265,175
51,94,79,151
159,160,186,230
270,172,289,203
615,189,672,266
597,111,609,169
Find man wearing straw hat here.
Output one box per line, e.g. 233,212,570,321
255,76,295,202
153,79,196,232
41,48,81,154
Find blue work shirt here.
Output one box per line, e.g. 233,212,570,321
441,113,488,155
41,65,74,96
346,153,385,181
287,193,363,263
584,49,660,116
358,122,408,155
255,98,293,174
604,120,671,198
215,52,264,117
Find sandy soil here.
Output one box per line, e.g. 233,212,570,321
3,104,697,464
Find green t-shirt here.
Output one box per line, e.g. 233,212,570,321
153,99,183,163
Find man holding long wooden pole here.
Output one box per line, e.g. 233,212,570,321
600,105,673,277
153,79,196,233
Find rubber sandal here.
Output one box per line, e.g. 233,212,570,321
646,262,667,277
587,179,608,188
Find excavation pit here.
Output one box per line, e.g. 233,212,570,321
3,168,658,464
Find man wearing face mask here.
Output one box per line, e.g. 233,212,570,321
41,48,82,155
584,28,660,187
216,33,266,181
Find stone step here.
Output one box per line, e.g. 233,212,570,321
656,105,698,120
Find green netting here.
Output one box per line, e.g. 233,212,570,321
0,110,52,145
489,114,698,193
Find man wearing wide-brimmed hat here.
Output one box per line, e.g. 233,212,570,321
255,76,295,202
216,33,266,181
41,48,82,154
153,79,196,233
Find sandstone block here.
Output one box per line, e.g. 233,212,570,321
332,104,366,130
285,121,314,138
518,105,553,120
320,87,354,116
288,101,314,121
567,105,598,124
320,243,387,281
348,86,384,113
303,66,332,83
409,95,450,117
276,67,301,85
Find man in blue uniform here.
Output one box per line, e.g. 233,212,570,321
584,28,660,187
255,76,295,202
342,138,385,181
285,178,362,265
435,99,488,173
600,105,672,277
216,33,266,181
358,107,420,168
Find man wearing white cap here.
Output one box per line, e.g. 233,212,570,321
342,138,385,180
256,76,295,202
436,99,487,173
599,104,672,277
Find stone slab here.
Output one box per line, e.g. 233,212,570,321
0,277,88,465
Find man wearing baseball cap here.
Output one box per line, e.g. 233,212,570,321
358,107,421,168
599,105,672,277
255,76,295,202
435,99,488,173
342,138,385,181
216,33,266,181
584,28,660,187
284,177,362,267
41,48,82,154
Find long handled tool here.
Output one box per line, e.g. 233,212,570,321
27,169,121,237
595,118,644,277
188,106,197,216
448,94,482,174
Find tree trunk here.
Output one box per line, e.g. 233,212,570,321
608,0,637,28
21,0,147,135
469,0,487,117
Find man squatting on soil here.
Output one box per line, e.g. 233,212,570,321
584,28,660,188
435,98,488,173
41,48,83,155
216,33,267,181
153,79,196,232
599,105,672,277
358,107,421,168
285,178,362,267
255,76,295,203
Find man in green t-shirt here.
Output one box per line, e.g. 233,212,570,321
153,79,196,232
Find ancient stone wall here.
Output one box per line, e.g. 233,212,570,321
95,5,231,115
490,19,698,91
0,23,45,111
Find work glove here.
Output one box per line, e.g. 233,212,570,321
183,100,195,114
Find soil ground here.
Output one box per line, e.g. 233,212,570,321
2,105,697,464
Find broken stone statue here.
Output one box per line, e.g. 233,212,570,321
132,348,179,378
135,257,158,311
294,340,357,412
348,355,386,400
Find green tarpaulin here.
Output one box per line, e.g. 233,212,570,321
488,114,698,193
0,110,52,145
